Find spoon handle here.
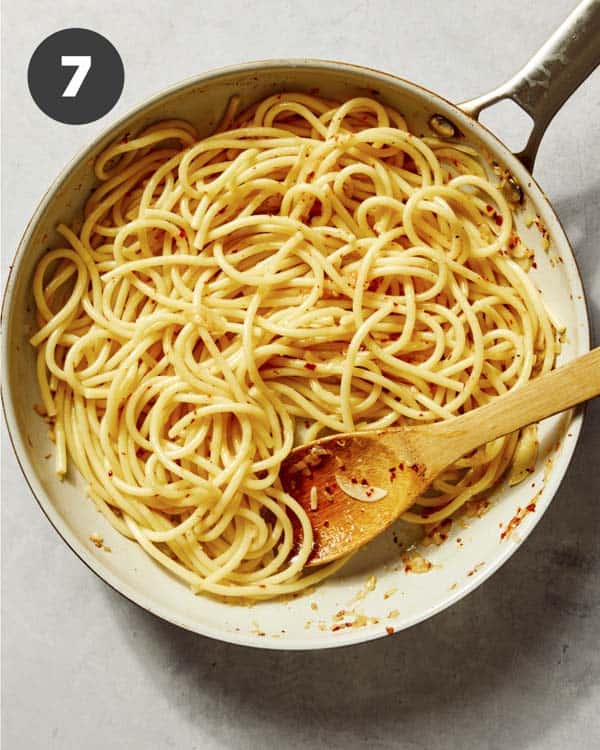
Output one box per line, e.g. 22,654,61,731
418,347,600,470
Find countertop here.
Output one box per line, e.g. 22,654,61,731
2,1,599,748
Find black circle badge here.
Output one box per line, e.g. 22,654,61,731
28,28,124,125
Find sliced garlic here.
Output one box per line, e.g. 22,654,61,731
509,423,539,486
335,474,387,502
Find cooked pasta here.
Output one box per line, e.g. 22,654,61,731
30,92,557,598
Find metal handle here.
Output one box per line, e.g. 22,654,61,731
460,0,600,171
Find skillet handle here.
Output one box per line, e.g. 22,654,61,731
459,0,600,171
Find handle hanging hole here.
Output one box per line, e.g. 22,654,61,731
478,99,535,153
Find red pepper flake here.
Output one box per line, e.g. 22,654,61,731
494,213,503,226
485,204,493,213
351,477,358,484
532,261,538,269
526,503,536,512
108,470,113,477
304,362,316,371
178,229,186,238
360,478,368,486
386,626,394,635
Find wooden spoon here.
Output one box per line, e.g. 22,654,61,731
280,347,600,566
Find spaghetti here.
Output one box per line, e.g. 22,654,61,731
30,92,557,599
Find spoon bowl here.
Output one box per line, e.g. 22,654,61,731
281,347,600,565
281,429,432,566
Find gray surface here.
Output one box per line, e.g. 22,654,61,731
1,1,599,748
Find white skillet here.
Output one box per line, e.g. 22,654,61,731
2,0,598,648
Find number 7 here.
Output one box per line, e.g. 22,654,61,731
61,56,92,97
